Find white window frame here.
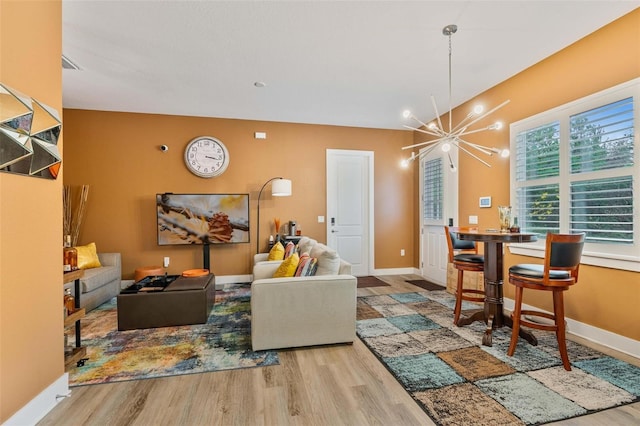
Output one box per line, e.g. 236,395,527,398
509,78,640,272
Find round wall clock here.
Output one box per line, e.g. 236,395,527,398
184,136,230,178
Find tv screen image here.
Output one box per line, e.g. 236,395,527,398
156,193,250,245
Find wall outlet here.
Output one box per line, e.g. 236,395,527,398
469,215,478,225
400,249,405,256
163,257,170,268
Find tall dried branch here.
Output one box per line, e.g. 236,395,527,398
63,185,90,246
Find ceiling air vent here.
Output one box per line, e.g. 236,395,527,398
62,54,81,70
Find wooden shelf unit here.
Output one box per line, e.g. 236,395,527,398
63,269,86,370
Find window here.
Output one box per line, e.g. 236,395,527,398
510,79,639,271
423,157,443,222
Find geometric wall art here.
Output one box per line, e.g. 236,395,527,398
0,82,62,179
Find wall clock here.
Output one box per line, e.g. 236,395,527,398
184,136,229,178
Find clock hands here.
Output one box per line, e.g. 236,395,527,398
205,155,223,160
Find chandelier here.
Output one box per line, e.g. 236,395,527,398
401,24,510,171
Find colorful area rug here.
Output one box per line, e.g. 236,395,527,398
357,290,640,425
357,275,390,288
68,283,278,386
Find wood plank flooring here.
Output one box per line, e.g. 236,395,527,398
39,274,639,425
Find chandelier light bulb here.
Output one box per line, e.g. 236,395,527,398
492,121,503,130
400,159,409,168
441,142,452,152
473,105,484,115
428,122,437,130
501,148,510,158
402,110,411,119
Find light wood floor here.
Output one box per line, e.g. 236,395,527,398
39,275,639,425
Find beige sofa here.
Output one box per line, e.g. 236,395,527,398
64,253,122,312
251,240,357,351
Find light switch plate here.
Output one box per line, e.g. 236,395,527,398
469,215,478,225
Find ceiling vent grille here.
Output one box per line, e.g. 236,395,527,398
62,55,81,70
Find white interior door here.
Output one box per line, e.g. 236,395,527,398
326,149,373,276
420,150,458,285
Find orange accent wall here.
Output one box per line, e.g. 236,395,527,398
0,1,63,422
453,9,640,341
61,112,416,279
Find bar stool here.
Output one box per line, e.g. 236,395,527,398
444,226,485,325
508,233,585,371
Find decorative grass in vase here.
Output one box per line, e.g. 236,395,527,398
63,185,90,246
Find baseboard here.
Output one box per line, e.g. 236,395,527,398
371,267,419,276
503,298,640,360
3,373,69,426
216,274,252,288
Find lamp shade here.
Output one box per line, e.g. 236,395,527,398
271,178,292,197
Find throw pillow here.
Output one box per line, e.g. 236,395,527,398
310,245,340,275
297,237,317,256
74,242,102,269
268,241,285,260
295,254,318,277
283,241,296,259
273,252,300,278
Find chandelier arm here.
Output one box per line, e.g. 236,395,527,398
456,125,497,137
457,139,494,156
449,114,477,133
402,125,443,137
431,95,445,133
410,115,432,130
454,141,492,167
456,100,511,132
417,143,440,160
402,138,445,150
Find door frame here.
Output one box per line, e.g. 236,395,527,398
326,149,375,276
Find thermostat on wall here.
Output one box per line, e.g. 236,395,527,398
479,196,492,208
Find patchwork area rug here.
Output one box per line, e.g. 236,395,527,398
357,290,640,425
68,283,278,386
357,275,391,288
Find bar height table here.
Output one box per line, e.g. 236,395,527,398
454,228,538,346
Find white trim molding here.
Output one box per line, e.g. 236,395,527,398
3,374,69,426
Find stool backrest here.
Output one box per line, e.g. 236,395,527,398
544,233,585,283
444,226,477,263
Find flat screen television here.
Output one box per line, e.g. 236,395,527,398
156,193,250,246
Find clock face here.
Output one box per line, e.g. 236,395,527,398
184,136,229,178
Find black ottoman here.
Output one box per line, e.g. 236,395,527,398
117,274,215,330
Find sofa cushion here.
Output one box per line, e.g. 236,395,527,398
273,252,300,278
268,241,285,261
310,244,340,276
297,237,317,255
75,242,102,269
81,265,119,293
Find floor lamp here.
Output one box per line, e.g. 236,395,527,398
256,177,292,253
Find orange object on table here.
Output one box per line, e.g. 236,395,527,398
134,266,164,282
182,268,209,277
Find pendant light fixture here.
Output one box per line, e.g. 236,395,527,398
401,24,510,171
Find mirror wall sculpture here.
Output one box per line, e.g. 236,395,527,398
0,83,62,179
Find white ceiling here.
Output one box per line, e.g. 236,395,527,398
62,1,639,130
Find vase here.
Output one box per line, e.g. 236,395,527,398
498,206,512,233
